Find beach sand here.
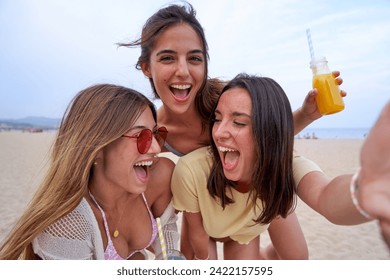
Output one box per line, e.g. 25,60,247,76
0,131,389,259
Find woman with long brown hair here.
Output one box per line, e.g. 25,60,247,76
0,84,177,259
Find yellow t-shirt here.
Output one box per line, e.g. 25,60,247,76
172,146,322,244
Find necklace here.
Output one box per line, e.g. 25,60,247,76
113,211,125,238
89,191,128,238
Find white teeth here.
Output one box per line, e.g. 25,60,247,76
171,84,191,90
218,146,237,152
135,161,153,167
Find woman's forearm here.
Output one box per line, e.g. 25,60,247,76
184,212,210,259
293,108,314,135
297,172,369,225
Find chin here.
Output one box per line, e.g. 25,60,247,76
223,171,240,182
133,185,148,195
129,179,148,193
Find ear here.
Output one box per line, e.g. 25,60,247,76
141,62,152,78
94,150,104,165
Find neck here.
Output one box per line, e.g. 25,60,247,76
234,181,251,193
88,187,134,239
158,104,200,127
88,181,136,212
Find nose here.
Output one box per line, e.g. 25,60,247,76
148,135,162,154
176,57,190,77
212,121,230,143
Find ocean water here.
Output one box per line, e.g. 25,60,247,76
296,127,370,139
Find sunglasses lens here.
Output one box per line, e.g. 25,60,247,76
155,126,168,148
137,129,152,154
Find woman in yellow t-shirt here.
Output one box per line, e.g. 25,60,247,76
172,74,385,260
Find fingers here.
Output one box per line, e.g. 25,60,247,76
332,71,343,85
312,85,346,97
332,70,340,77
304,89,317,104
332,71,346,96
335,77,343,85
308,88,318,98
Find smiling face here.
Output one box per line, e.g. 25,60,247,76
141,23,206,115
95,107,161,195
212,88,256,185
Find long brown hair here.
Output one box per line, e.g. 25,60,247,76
207,74,296,224
0,84,156,259
118,2,222,130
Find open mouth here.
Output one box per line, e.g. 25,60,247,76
133,160,153,183
170,84,191,102
218,146,240,171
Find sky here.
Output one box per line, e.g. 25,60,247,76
0,0,389,128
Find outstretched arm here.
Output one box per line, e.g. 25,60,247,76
358,101,390,247
296,171,366,225
296,101,390,240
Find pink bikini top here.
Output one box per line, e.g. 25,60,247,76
89,191,158,260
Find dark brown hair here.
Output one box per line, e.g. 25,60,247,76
207,73,296,224
118,2,222,129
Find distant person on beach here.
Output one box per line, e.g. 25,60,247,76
119,2,347,260
0,84,178,259
172,74,390,259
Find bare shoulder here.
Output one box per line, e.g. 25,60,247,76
152,157,176,179
145,156,176,215
149,157,175,190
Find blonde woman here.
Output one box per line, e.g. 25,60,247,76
0,84,178,259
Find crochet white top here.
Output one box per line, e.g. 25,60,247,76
32,198,179,260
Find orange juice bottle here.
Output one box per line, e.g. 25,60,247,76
310,57,344,115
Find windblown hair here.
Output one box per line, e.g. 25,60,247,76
0,84,156,259
207,73,296,224
118,2,222,130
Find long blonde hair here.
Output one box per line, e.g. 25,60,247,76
0,84,156,259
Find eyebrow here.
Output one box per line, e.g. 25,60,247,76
126,124,158,133
214,109,251,118
156,49,204,56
